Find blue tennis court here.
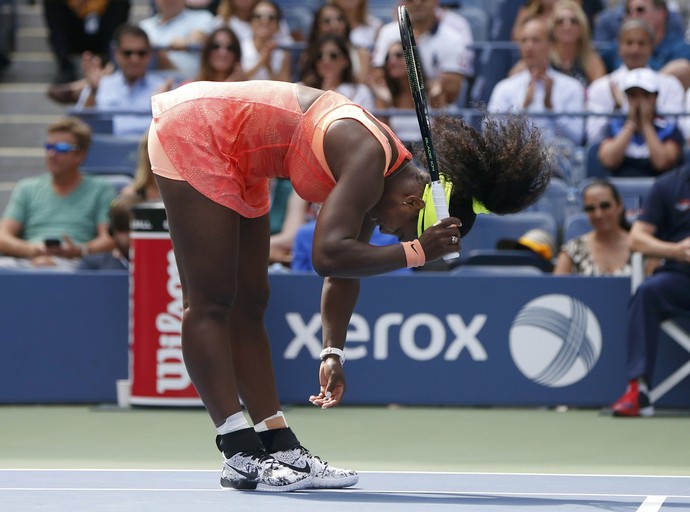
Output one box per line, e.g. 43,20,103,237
2,469,689,511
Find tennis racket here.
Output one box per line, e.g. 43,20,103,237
397,5,459,260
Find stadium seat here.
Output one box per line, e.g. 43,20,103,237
283,5,313,43
463,249,552,272
450,264,543,276
459,211,558,263
524,177,575,229
584,142,609,179
81,134,141,177
457,5,490,41
467,42,517,106
562,212,590,243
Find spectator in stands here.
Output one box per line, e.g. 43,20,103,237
269,190,317,266
0,117,116,269
610,162,690,417
78,200,131,270
307,4,370,84
597,67,684,177
511,1,606,87
300,34,374,109
43,0,130,83
291,220,411,273
553,179,632,275
586,18,685,145
600,0,690,90
139,0,214,79
240,0,291,81
192,26,245,82
593,0,683,42
371,0,473,108
328,0,383,59
119,131,161,203
214,0,292,44
75,24,172,137
495,228,557,272
369,40,420,143
489,17,585,145
512,0,556,41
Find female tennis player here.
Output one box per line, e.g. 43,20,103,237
148,80,552,492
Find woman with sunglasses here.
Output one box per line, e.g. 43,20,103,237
240,0,291,81
306,4,370,83
369,41,420,144
148,79,552,491
299,34,374,108
194,27,245,82
553,179,633,275
509,1,605,87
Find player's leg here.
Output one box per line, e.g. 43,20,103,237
228,214,357,488
155,176,309,491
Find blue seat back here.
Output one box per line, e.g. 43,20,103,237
460,211,557,262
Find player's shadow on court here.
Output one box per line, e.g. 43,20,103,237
284,491,646,510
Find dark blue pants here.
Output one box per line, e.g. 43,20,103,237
627,270,690,383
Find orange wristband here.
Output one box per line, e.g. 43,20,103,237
401,239,426,268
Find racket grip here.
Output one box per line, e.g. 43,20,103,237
430,181,460,262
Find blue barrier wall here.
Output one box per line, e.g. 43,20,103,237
1,271,688,408
0,271,129,403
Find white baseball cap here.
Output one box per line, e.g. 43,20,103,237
622,68,659,94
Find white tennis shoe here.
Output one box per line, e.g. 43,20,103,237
220,448,312,492
271,446,358,489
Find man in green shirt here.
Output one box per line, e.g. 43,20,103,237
0,117,116,269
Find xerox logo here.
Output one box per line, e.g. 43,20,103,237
283,312,489,362
509,294,602,388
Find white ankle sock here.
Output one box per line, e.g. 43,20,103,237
254,411,287,432
217,411,251,435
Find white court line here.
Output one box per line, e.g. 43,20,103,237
1,488,689,501
3,469,690,479
638,496,667,512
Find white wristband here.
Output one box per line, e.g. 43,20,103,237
320,347,345,365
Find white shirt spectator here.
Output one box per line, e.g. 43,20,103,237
140,9,214,78
489,67,585,145
586,66,685,144
350,14,383,50
212,15,293,46
240,39,288,81
372,19,473,79
335,83,375,110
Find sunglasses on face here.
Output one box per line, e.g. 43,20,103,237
318,50,343,61
584,201,613,213
626,5,647,14
210,42,238,52
119,49,149,58
555,16,579,25
251,12,278,21
45,142,79,153
321,15,345,24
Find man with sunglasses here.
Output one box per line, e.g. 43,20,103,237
0,118,116,269
75,24,170,137
370,0,473,108
610,162,690,417
599,0,690,90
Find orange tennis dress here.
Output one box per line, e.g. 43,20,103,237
150,80,412,218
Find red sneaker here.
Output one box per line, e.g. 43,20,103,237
611,380,654,417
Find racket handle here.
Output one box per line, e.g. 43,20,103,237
430,181,460,262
